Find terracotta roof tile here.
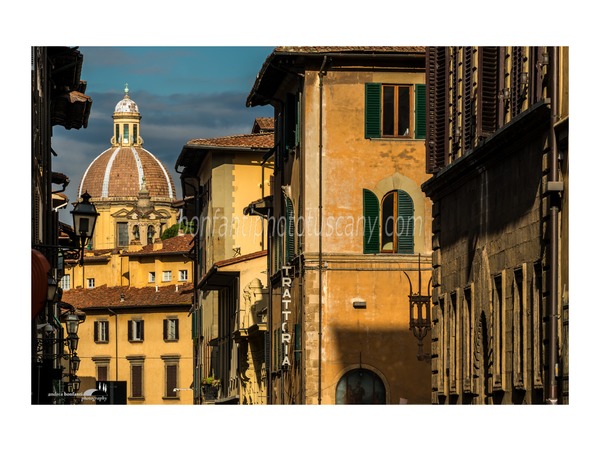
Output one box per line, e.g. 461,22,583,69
79,146,175,200
214,249,268,268
123,234,194,256
186,132,274,149
252,117,274,133
62,283,193,310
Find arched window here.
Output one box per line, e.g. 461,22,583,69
147,225,155,244
363,189,414,254
335,369,386,404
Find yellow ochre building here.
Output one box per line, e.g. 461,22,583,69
62,86,194,404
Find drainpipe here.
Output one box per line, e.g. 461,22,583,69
547,46,560,405
317,56,327,405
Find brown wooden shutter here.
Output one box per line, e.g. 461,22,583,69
94,321,99,342
477,47,500,140
131,365,142,397
163,319,167,340
140,320,144,341
97,365,108,382
510,46,525,117
462,47,474,154
167,365,177,396
450,48,460,161
426,47,449,174
127,320,132,341
174,319,179,340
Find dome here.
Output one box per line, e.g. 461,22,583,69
78,146,175,200
114,84,139,114
115,97,139,114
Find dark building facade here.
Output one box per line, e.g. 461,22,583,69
421,47,568,404
32,47,93,404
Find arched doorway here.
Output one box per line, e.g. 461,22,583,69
335,369,386,404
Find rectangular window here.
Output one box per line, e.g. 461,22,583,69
162,271,172,282
449,291,458,394
87,278,95,289
60,274,70,291
178,270,188,282
462,286,473,393
365,83,425,139
513,267,525,389
128,319,144,342
133,124,138,144
163,359,179,398
117,222,129,247
148,271,155,283
130,361,144,398
532,263,544,388
115,124,120,143
123,124,129,144
493,273,506,390
97,365,108,382
94,320,109,343
163,318,179,341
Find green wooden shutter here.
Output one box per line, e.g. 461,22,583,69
363,189,380,254
397,190,414,254
294,323,301,365
285,197,295,263
365,83,381,138
415,84,426,139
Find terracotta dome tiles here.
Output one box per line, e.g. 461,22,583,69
79,146,175,199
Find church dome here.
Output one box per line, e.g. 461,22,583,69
115,96,139,114
78,85,175,200
78,146,175,199
114,83,139,113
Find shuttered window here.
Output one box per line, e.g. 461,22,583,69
365,83,426,139
94,320,109,343
462,47,474,154
165,363,178,398
363,189,380,254
97,365,108,382
365,83,381,138
163,318,179,341
415,84,426,139
285,197,295,264
294,323,301,365
364,189,414,254
128,319,144,342
425,47,449,174
477,46,500,140
396,190,414,254
131,364,143,398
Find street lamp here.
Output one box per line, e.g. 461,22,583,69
71,191,99,265
403,254,432,362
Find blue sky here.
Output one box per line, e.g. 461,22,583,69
52,46,275,219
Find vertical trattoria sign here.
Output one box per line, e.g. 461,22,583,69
281,266,293,368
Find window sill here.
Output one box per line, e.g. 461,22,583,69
94,341,109,344
164,339,179,343
162,396,180,401
128,340,144,343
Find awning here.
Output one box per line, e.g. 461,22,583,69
32,249,51,319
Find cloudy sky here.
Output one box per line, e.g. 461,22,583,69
52,46,274,221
